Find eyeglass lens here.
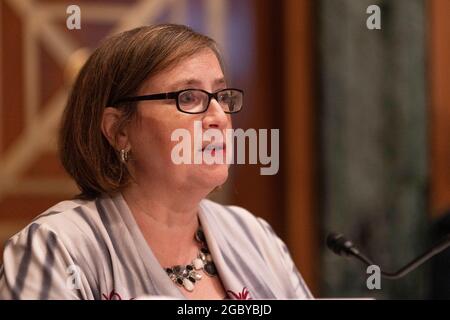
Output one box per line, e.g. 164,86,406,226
178,89,242,113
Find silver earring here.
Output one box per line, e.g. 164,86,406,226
120,148,130,163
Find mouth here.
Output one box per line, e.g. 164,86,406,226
200,143,226,154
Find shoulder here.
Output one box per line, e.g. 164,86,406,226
199,198,294,266
200,199,313,298
199,198,279,244
0,199,101,299
6,198,102,252
200,198,262,226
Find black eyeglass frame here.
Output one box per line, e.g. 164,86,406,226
115,88,244,114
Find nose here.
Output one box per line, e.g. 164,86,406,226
202,98,229,130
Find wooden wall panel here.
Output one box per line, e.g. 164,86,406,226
231,0,285,233
283,0,318,295
429,0,450,218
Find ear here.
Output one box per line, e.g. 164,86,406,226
101,107,130,150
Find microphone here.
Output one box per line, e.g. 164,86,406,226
326,232,450,280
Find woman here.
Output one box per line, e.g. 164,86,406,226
0,24,312,300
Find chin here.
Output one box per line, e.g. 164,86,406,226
195,164,229,189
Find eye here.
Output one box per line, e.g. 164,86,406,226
179,90,201,106
218,91,233,104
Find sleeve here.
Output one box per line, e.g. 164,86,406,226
0,222,89,300
256,217,314,299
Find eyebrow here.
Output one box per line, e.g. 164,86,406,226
168,77,227,91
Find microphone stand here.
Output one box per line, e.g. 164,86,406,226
327,233,450,280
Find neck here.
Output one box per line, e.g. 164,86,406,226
120,179,210,265
121,177,209,225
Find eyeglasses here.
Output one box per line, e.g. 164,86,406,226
115,88,244,114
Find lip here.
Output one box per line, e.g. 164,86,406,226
200,142,226,152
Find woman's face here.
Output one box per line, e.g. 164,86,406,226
126,49,232,194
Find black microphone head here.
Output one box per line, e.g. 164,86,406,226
326,233,358,257
326,233,344,255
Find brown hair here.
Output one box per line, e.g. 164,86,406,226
59,24,224,199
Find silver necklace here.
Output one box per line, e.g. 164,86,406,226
165,227,218,292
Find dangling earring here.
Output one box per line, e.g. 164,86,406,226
120,148,130,163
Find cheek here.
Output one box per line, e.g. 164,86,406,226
131,114,195,162
128,118,166,157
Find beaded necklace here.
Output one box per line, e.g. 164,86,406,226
164,227,218,292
